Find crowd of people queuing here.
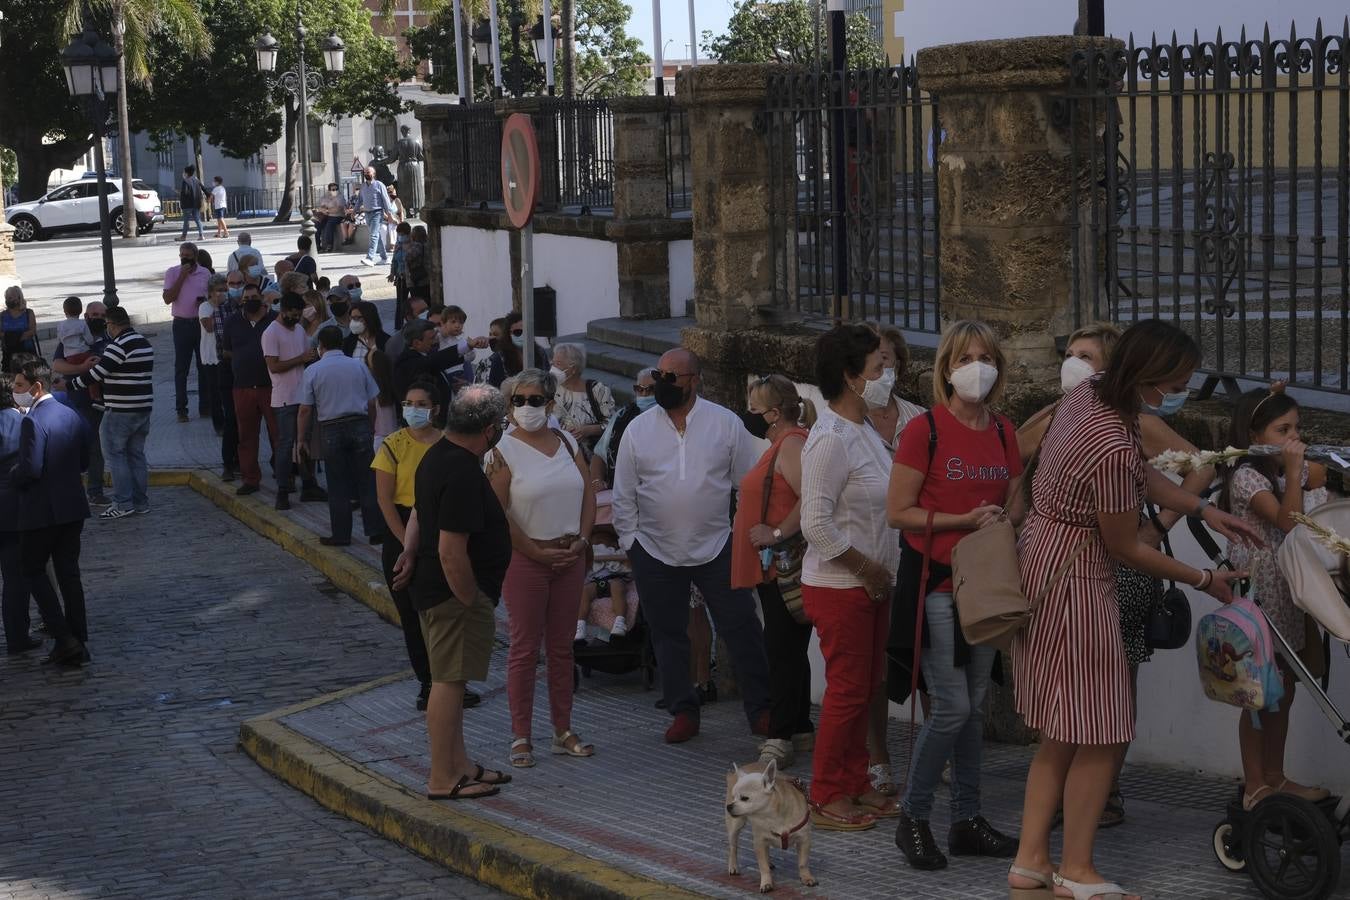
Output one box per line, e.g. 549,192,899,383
1,231,1335,896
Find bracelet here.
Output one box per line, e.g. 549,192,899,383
772,527,783,541
1194,497,1211,517
851,557,868,578
1193,568,1213,590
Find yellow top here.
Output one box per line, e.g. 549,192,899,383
371,428,436,507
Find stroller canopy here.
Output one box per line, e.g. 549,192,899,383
1277,498,1350,642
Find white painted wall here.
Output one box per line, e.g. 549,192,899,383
533,233,620,336
668,239,694,318
440,225,512,331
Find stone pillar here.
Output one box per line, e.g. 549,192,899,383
676,64,780,332
918,36,1121,385
611,96,673,319
414,103,453,211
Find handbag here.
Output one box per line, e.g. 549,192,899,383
759,437,809,626
1144,506,1193,651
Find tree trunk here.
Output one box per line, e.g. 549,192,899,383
561,0,575,99
459,8,476,100
115,3,137,237
12,131,94,202
274,98,298,224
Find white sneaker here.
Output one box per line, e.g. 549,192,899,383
611,616,628,637
360,257,375,267
100,506,133,520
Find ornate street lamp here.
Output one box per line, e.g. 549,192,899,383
253,8,344,252
59,25,120,307
472,19,493,65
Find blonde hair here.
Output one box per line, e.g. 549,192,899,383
932,320,1007,408
303,290,328,321
749,374,818,429
1066,322,1122,363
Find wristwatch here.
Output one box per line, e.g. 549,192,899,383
772,527,783,541
1194,497,1211,516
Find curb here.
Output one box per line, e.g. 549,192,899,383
239,677,705,900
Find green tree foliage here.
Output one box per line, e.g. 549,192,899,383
702,0,884,69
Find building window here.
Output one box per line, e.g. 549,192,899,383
307,118,324,163
373,117,399,152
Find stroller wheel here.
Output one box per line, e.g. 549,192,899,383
1212,821,1246,872
1242,793,1342,900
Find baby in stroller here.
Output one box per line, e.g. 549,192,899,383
576,524,639,643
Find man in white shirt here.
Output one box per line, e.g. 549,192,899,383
611,348,770,744
261,288,321,510
211,176,229,239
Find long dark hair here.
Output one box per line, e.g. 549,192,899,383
499,314,524,376
1095,319,1200,417
404,376,446,429
367,349,397,408
1219,387,1301,513
353,300,386,342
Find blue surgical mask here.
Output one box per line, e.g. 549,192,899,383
227,287,243,300
511,334,525,348
635,395,657,412
248,264,264,278
1143,388,1189,417
347,287,362,302
403,406,431,429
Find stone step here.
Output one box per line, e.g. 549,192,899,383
558,333,662,381
584,316,691,355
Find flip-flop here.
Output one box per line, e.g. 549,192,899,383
427,774,499,801
810,806,876,832
1271,778,1331,802
473,764,512,785
1242,784,1275,811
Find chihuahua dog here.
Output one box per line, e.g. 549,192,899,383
725,759,817,893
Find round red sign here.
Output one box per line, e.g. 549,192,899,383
501,113,540,229
264,161,278,175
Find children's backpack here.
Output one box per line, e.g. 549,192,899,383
1194,596,1285,712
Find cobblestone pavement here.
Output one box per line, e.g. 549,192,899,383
286,618,1333,900
0,487,507,900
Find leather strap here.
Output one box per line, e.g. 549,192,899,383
906,509,936,779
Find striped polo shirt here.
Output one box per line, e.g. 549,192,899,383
70,327,155,412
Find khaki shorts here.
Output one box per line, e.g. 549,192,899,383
420,592,495,684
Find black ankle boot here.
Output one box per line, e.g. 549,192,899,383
895,812,947,870
948,815,1018,858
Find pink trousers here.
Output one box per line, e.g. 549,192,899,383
502,553,586,739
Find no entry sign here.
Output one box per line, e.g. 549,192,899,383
501,113,540,229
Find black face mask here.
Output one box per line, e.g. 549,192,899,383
87,319,107,336
243,298,263,315
653,379,688,411
740,410,771,441
488,337,500,352
329,301,348,317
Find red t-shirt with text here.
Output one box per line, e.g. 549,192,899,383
894,404,1023,585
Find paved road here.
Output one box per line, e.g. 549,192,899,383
0,488,507,900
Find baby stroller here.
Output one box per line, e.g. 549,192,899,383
1209,497,1350,900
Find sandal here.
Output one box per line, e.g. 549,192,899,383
853,797,901,818
1009,864,1054,900
510,737,535,768
550,730,595,757
427,774,499,801
473,764,512,785
1270,777,1331,802
868,763,898,797
1051,873,1135,900
1242,784,1274,811
810,805,876,832
1099,790,1125,829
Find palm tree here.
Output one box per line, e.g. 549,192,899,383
64,0,211,237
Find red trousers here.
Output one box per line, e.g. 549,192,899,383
804,584,890,807
232,387,278,487
501,553,586,739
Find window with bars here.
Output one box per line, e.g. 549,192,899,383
306,119,324,163
373,117,399,152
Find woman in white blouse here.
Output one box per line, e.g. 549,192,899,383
549,342,615,451
487,369,597,769
799,323,901,832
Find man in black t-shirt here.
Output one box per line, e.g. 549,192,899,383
395,383,511,800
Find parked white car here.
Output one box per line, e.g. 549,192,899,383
5,176,164,242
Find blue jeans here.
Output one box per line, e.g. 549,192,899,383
319,215,340,251
172,316,201,415
80,405,106,500
321,416,381,542
901,591,996,822
364,210,387,261
180,206,203,239
101,409,151,512
273,403,310,493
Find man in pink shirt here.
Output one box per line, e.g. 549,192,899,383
261,281,323,510
162,242,212,422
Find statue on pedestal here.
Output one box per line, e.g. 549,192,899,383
396,125,426,216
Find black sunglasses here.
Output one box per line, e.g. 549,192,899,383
652,369,694,384
510,394,549,408
510,329,524,337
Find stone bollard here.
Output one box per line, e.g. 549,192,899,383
611,96,675,319
918,35,1123,385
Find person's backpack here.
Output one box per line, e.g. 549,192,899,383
1195,596,1285,712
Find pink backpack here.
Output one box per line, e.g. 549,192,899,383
1195,597,1285,711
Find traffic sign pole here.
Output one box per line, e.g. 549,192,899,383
500,113,542,371
521,221,535,370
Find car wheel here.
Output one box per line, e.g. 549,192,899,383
10,214,40,243
110,208,126,235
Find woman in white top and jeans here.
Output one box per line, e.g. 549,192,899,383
487,369,597,769
800,323,902,831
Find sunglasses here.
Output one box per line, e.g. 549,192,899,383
633,384,654,396
510,394,549,408
652,369,694,384
510,329,524,337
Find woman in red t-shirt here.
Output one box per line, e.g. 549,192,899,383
885,320,1022,871
730,375,817,769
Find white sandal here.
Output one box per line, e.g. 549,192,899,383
510,737,534,768
550,730,594,757
1008,864,1053,899
1052,872,1135,900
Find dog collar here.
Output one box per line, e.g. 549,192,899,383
774,809,810,850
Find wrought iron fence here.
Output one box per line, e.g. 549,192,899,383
1064,23,1350,398
538,98,615,212
760,65,940,329
443,103,505,207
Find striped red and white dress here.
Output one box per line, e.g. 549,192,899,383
1012,379,1145,745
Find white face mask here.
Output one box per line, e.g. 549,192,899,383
349,320,366,335
1060,356,1097,394
548,366,568,384
13,390,33,411
862,367,896,409
948,361,999,404
514,404,549,432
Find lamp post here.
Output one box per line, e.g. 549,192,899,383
59,24,120,307
253,5,344,251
